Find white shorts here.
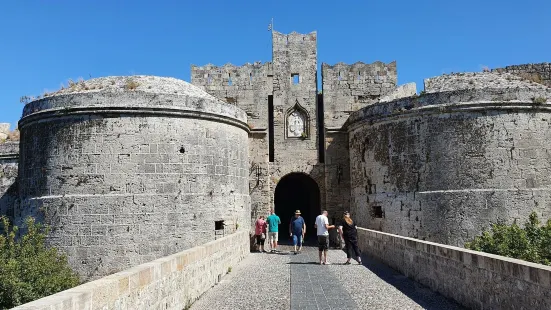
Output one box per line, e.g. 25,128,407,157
268,232,278,242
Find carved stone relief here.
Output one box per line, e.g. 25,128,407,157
287,110,305,138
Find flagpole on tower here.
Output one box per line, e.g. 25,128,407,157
268,18,274,32
268,18,274,59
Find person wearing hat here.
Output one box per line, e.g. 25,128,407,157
338,211,362,265
289,210,306,254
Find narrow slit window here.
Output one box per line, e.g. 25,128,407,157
249,72,252,82
292,74,299,85
317,93,325,163
358,71,361,80
338,71,342,81
268,95,274,162
207,73,212,84
228,73,232,86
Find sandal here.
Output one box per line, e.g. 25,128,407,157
344,261,351,265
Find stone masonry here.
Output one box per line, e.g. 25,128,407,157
190,30,551,247
346,72,551,246
492,62,551,87
2,30,551,284
192,31,405,234
16,76,250,280
0,140,19,226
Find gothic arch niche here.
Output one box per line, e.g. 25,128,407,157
286,101,309,139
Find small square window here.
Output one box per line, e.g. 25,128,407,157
371,206,383,218
292,74,299,85
215,220,225,230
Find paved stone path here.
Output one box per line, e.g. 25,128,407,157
190,244,465,310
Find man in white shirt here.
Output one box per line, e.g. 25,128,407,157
314,210,335,265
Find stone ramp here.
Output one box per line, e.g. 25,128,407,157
189,245,464,310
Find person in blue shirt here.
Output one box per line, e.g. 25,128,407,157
266,209,281,252
289,210,306,254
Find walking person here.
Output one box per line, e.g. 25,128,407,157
338,211,362,265
266,208,281,252
315,210,335,264
289,210,306,254
254,215,267,252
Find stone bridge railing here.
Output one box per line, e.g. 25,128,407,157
13,230,249,310
357,228,551,310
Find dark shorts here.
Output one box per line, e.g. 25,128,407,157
317,235,329,251
255,235,265,245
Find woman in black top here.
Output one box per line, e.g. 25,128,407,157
338,211,362,265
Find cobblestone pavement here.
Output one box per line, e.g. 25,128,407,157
190,244,464,310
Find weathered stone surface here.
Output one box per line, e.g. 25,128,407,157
322,61,397,129
17,80,250,280
492,62,551,87
191,31,327,239
347,86,551,246
0,123,10,140
357,228,551,310
379,83,417,102
0,141,19,226
12,230,250,310
424,71,549,93
191,62,273,231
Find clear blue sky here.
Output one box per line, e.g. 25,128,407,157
1,0,549,127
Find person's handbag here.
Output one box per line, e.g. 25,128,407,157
261,233,266,240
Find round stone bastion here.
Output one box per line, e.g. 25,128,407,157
345,72,551,247
17,76,250,280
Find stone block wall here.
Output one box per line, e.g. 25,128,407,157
17,77,251,280
0,123,10,141
324,131,350,217
191,62,273,130
424,71,548,93
269,31,326,228
12,230,250,310
346,81,551,246
322,61,397,129
191,63,274,230
357,228,551,310
379,82,417,102
492,62,551,87
0,141,19,225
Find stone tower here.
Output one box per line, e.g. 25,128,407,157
16,76,250,279
192,31,325,235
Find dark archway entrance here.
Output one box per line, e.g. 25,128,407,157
274,173,320,243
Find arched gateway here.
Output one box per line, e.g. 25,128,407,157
274,173,320,241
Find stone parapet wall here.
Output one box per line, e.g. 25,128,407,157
357,228,551,310
492,62,551,87
379,83,417,102
12,230,250,310
423,72,547,93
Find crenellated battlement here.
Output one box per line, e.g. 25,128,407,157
321,61,398,128
271,31,317,45
322,61,397,85
191,62,273,90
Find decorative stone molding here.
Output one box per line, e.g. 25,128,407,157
285,100,309,139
